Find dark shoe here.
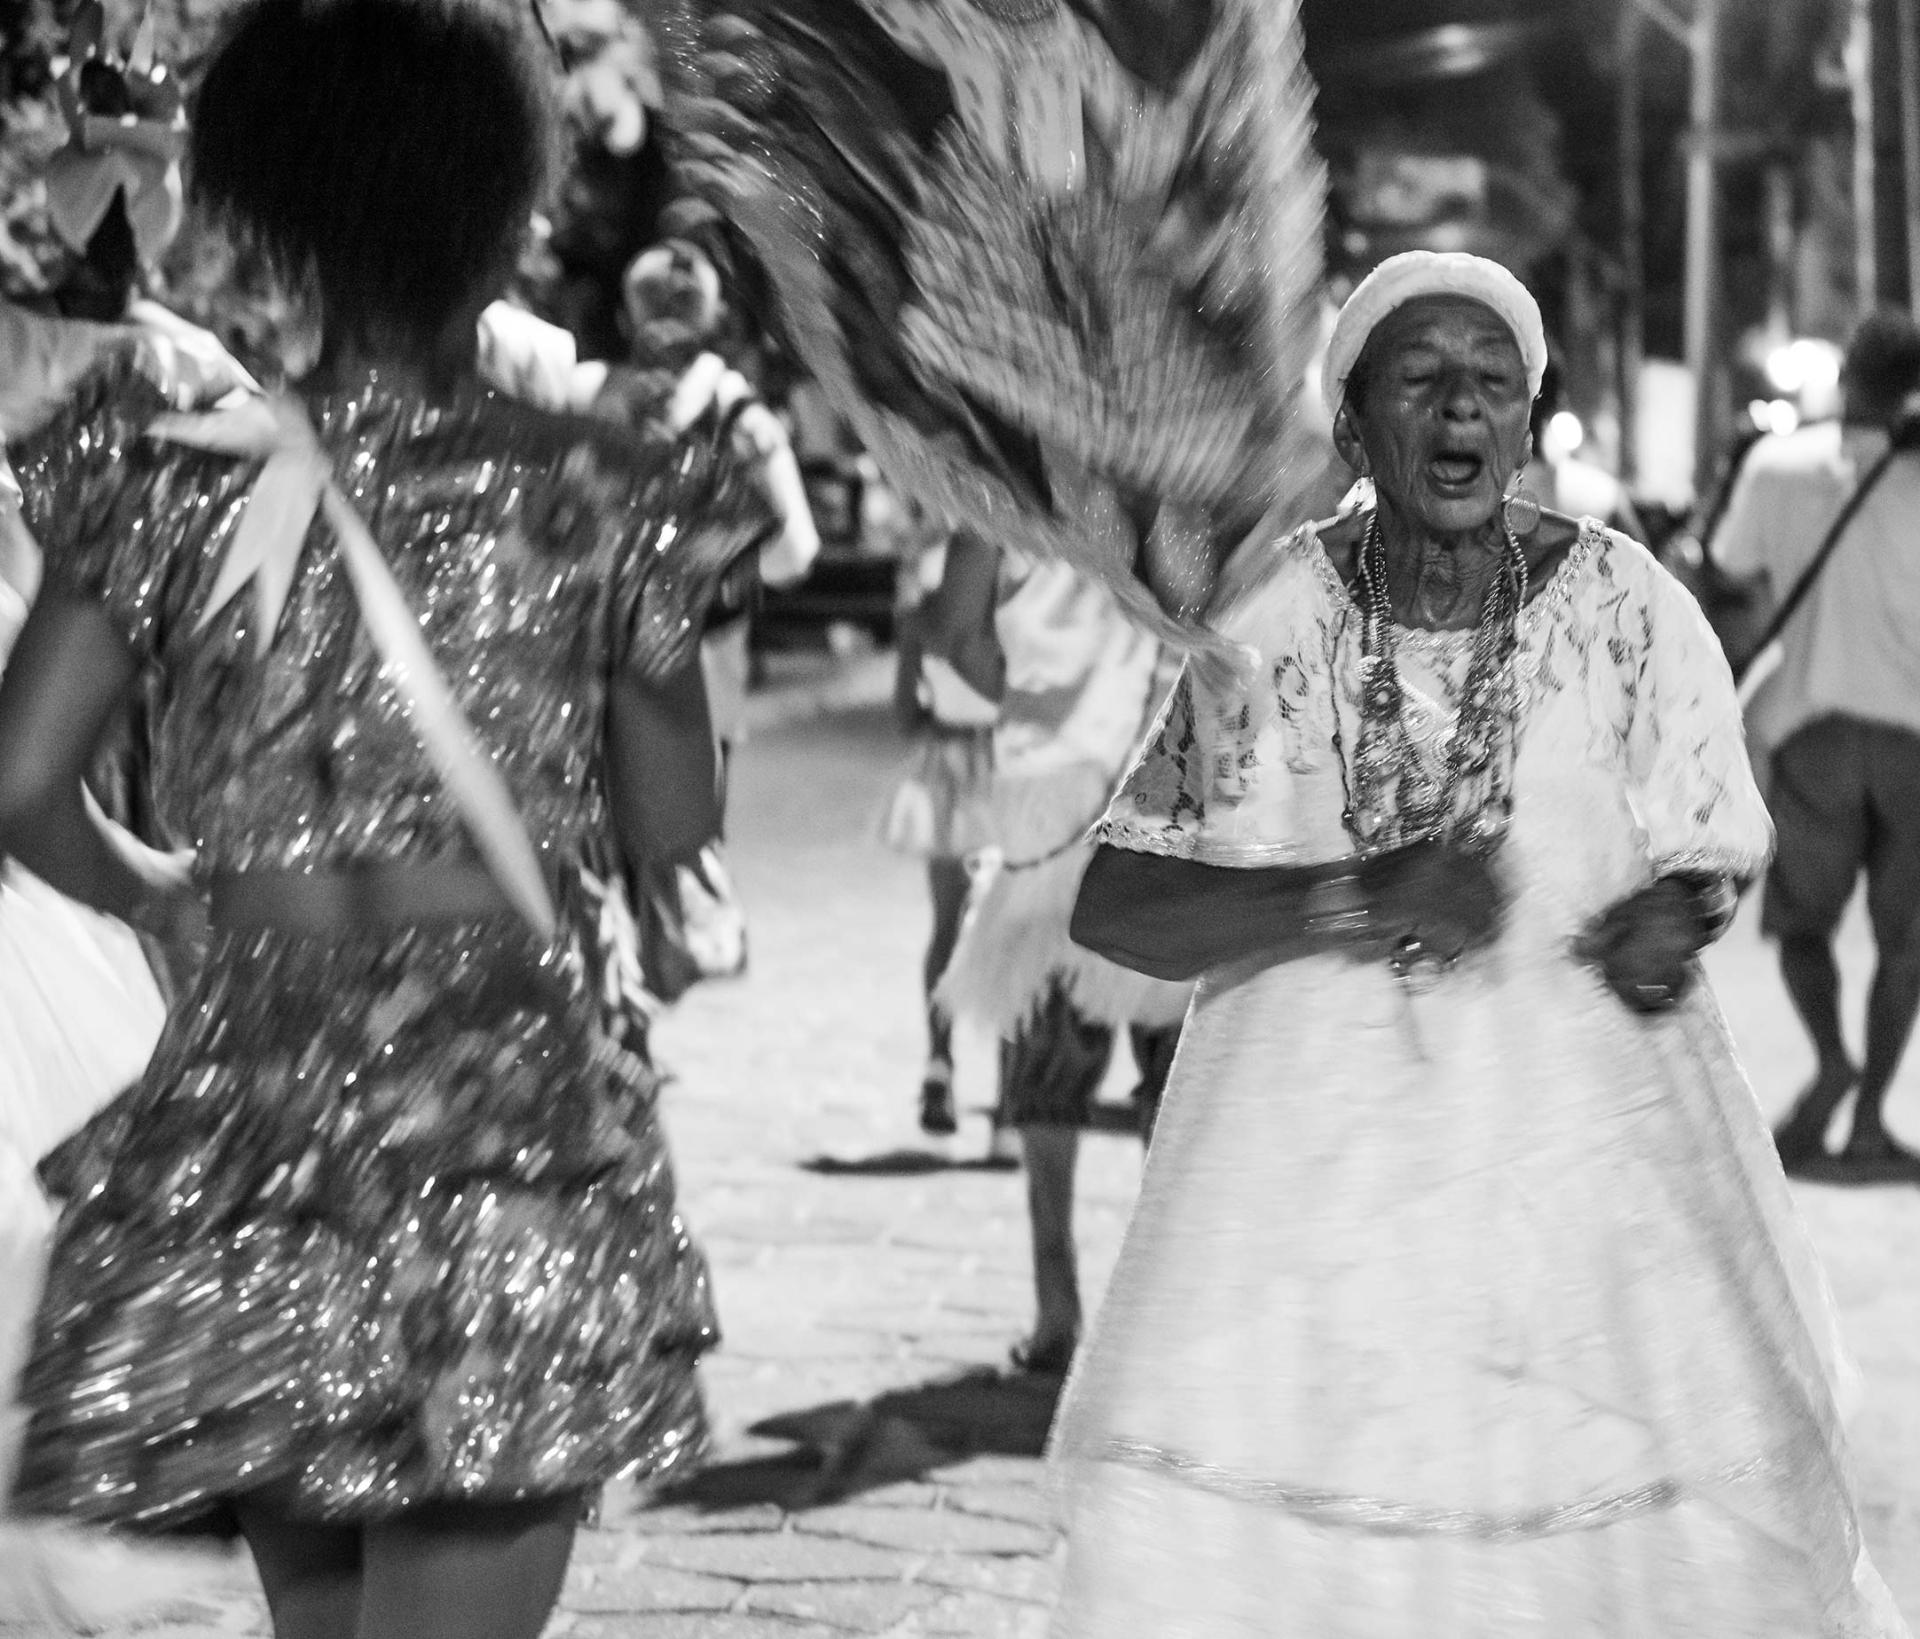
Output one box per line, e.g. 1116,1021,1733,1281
918,1062,957,1136
1008,1334,1076,1376
1825,1133,1920,1185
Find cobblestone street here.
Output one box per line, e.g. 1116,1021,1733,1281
31,655,1920,1636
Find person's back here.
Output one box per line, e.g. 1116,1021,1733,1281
1716,417,1920,751
13,359,747,886
0,4,754,1634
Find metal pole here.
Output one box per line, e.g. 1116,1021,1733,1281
1897,0,1920,315
1850,0,1878,305
1765,163,1796,341
1684,0,1721,497
1618,3,1644,484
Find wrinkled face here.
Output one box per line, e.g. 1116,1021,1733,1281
1338,295,1534,535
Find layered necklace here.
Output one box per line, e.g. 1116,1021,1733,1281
1337,508,1529,858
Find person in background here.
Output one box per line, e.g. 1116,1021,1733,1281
927,532,1190,1372
477,233,815,1008
1714,309,1920,1181
612,235,819,812
884,518,1004,1141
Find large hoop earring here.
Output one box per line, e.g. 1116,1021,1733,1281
1502,471,1541,537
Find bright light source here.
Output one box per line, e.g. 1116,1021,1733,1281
1795,341,1842,396
1755,399,1801,436
1764,338,1843,398
1544,410,1584,462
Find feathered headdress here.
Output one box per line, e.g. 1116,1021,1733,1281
654,0,1328,645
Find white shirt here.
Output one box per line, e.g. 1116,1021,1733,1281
1714,420,1920,746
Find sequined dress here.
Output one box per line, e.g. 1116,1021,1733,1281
4,359,762,1532
1049,521,1910,1636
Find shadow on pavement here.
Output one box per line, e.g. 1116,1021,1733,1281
656,1366,1063,1511
799,1148,1022,1176
800,1103,1144,1178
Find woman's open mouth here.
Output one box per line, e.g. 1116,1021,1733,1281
1427,453,1485,490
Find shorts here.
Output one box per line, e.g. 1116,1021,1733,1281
997,980,1180,1141
1763,714,1920,949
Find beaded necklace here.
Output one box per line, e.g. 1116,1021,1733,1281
1336,507,1528,857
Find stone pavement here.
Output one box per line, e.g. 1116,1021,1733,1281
24,653,1920,1635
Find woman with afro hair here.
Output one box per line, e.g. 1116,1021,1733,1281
0,0,771,1633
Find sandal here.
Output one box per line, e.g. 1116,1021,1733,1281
919,1061,958,1136
981,1124,1022,1170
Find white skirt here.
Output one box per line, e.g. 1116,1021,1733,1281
1047,936,1909,1638
0,866,201,1633
0,865,164,1167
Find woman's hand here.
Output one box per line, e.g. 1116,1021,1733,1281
123,850,210,1009
1573,879,1701,1012
125,299,259,409
1356,840,1505,967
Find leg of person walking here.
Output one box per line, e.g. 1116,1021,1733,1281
1126,1022,1181,1148
233,1491,364,1639
920,856,972,1135
1018,1124,1082,1367
358,1493,581,1639
1838,724,1920,1176
1002,982,1113,1372
1766,721,1868,1168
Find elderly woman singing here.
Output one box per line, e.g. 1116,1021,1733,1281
1048,254,1907,1635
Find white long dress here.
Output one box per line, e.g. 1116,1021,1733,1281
1048,519,1909,1637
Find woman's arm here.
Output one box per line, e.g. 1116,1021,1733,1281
917,530,1004,702
604,657,721,869
1071,839,1504,983
0,587,192,929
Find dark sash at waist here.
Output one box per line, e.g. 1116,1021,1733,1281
208,860,521,935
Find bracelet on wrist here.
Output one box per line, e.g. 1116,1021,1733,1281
1662,871,1738,949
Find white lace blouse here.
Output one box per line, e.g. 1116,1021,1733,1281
1095,518,1772,926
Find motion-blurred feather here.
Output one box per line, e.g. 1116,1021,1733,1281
655,0,1327,646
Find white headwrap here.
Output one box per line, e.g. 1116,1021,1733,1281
1322,251,1548,419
